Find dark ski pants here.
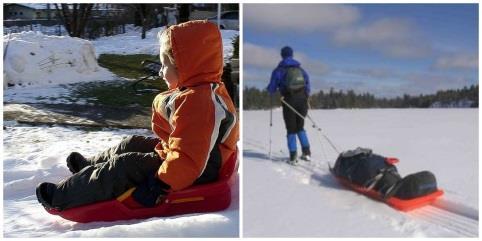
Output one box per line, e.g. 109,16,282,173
51,135,162,210
282,95,308,134
282,95,311,155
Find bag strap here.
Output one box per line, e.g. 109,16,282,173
363,167,401,200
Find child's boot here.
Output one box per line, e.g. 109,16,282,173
36,182,57,210
66,152,89,174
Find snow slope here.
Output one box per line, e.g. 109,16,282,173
243,108,478,237
3,121,238,237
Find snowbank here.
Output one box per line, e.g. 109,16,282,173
3,31,115,88
2,25,238,91
3,121,239,237
92,25,239,62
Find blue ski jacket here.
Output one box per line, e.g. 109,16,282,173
267,56,310,96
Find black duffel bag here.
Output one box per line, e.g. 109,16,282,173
332,147,438,200
392,171,438,200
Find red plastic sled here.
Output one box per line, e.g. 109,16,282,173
45,150,238,223
331,157,444,211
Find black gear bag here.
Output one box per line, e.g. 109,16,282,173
332,147,438,200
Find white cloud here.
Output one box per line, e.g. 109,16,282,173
244,42,329,75
244,4,360,33
390,72,475,97
433,53,478,70
344,67,397,79
312,69,476,98
332,18,432,58
296,53,330,76
245,5,433,59
243,43,279,69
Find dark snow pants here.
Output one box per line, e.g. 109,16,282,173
282,95,308,134
282,94,311,155
51,135,162,210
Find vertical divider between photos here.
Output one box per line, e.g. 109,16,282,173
238,2,244,238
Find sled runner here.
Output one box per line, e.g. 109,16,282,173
45,150,238,223
330,147,443,211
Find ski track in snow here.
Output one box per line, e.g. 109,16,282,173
3,121,239,237
243,109,478,237
245,140,478,237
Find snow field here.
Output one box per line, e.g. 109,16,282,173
243,108,478,237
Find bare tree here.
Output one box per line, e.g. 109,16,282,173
122,4,154,39
138,4,151,39
55,3,94,38
178,4,191,23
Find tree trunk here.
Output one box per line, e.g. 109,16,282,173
54,3,93,38
76,4,93,37
178,4,190,23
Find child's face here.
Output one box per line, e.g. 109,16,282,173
159,53,179,89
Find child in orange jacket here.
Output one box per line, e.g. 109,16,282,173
36,20,239,210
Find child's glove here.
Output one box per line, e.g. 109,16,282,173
132,174,170,207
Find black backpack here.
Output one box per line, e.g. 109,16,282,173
332,147,438,200
284,67,306,92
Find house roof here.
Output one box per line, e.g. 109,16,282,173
15,4,49,10
8,3,123,11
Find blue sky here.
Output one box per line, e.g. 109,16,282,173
243,4,478,97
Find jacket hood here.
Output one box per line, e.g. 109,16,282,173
169,20,223,88
278,57,301,68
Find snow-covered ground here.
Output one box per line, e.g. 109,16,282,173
243,108,478,237
92,25,238,62
4,24,67,36
3,26,238,104
3,121,239,237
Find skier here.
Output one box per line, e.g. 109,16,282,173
267,46,311,164
36,20,239,211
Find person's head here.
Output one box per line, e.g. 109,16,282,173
281,46,293,59
157,20,223,89
158,27,179,89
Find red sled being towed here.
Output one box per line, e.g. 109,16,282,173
330,148,444,212
332,173,444,211
45,150,238,223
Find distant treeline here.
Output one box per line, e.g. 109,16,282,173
243,85,478,109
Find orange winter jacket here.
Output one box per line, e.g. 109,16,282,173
151,20,239,191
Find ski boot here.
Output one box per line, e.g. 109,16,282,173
300,148,311,162
36,182,57,210
288,151,298,165
66,152,90,174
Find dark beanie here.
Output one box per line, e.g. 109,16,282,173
281,46,293,58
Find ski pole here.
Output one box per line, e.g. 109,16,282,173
268,95,273,160
280,96,340,154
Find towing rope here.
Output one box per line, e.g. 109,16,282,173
280,96,341,155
